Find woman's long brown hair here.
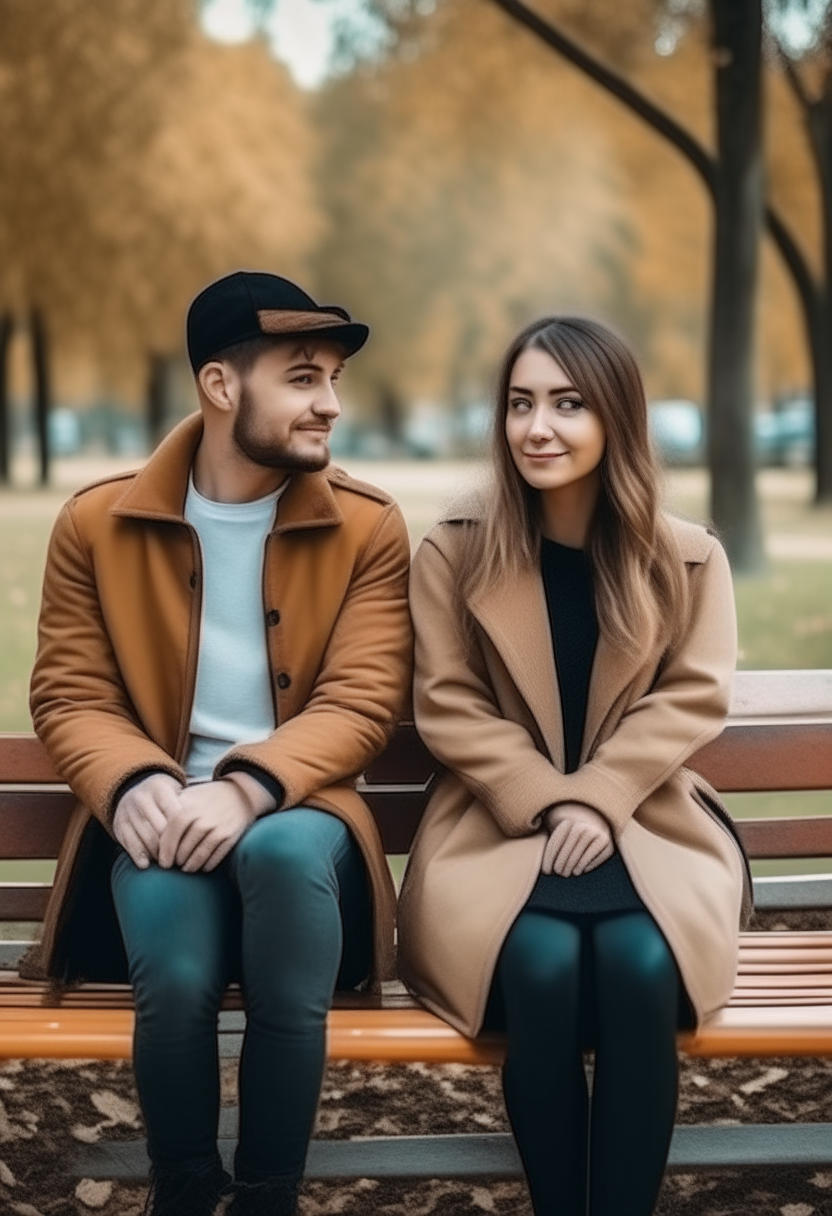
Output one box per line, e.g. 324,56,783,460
458,316,689,657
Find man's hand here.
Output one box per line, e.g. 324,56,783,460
157,772,276,873
540,802,614,877
112,773,183,870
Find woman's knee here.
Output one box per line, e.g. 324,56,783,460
593,913,678,1001
499,912,583,1003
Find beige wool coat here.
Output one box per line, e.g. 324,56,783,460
23,413,412,988
397,507,752,1039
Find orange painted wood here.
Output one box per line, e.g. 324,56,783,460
682,1005,832,1057
3,1003,832,1064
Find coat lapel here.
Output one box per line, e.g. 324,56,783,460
581,630,646,763
469,566,565,772
469,560,649,772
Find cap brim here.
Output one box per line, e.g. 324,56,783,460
277,322,369,359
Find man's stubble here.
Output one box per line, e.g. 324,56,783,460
232,381,330,473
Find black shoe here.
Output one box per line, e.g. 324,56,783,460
228,1175,300,1216
144,1158,232,1216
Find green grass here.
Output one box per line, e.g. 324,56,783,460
0,514,53,731
734,561,832,669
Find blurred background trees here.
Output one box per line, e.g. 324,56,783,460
0,0,320,477
0,0,827,568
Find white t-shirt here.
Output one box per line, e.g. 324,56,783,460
183,475,288,783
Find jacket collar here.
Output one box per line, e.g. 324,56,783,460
445,493,704,768
110,412,343,533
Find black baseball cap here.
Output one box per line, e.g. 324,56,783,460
186,271,369,373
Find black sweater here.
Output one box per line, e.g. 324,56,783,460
524,538,644,916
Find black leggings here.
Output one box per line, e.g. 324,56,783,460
486,908,683,1216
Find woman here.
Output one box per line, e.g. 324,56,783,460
397,317,752,1216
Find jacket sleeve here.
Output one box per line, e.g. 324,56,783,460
215,502,413,808
410,532,572,837
29,502,185,827
563,539,737,835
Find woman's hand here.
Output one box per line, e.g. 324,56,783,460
540,802,614,876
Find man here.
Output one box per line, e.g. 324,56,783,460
25,272,412,1215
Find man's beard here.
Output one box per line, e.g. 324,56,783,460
232,382,331,472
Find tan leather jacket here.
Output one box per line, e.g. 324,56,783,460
25,413,413,985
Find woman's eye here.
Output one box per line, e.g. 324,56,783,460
509,398,532,411
558,397,583,411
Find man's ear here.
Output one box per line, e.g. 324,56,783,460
198,361,239,414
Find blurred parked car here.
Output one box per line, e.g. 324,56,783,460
648,400,705,466
48,408,83,456
754,395,815,467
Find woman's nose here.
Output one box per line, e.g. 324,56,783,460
528,407,554,441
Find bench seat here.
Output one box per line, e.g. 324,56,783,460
3,931,832,1063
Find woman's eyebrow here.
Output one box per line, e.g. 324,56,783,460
509,383,580,396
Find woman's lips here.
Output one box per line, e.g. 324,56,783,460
523,451,568,460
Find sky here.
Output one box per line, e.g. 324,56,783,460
203,0,826,86
200,0,375,88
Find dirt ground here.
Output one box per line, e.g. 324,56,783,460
2,1050,832,1215
2,915,832,1216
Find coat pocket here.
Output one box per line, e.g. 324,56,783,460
681,767,755,928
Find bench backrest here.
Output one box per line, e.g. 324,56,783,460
1,670,831,923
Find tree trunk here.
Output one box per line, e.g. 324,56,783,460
807,89,832,503
31,308,51,486
0,313,12,485
147,353,168,451
378,382,405,446
489,0,827,512
707,0,765,570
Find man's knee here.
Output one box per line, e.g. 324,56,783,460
234,809,344,890
132,952,224,1032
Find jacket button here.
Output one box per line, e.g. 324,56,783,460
189,572,197,589
276,673,291,691
266,609,281,626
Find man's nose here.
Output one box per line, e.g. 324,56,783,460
315,385,342,419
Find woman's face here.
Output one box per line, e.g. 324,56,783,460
505,346,606,495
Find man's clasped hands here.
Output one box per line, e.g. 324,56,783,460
112,771,276,874
115,771,615,880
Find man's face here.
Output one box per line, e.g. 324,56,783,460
231,340,345,472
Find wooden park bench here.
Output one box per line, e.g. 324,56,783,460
1,667,831,1182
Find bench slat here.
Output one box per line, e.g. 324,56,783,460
0,790,76,857
735,816,832,858
0,885,51,920
70,1123,832,1181
3,1002,832,1063
689,722,832,791
0,734,61,782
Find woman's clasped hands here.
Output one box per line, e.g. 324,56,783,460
540,802,615,877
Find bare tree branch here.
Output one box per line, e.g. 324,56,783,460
773,36,813,111
486,0,821,306
488,0,717,193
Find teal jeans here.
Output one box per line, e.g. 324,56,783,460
111,808,371,1184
